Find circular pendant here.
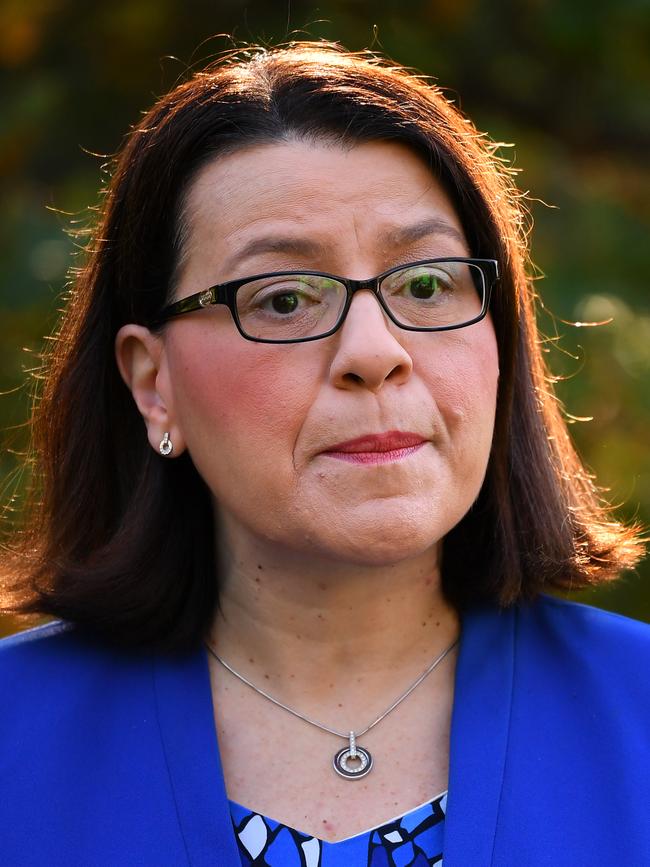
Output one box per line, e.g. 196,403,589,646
333,744,373,779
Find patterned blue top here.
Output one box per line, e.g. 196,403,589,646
229,789,446,866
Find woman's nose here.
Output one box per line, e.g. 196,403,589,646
328,291,414,392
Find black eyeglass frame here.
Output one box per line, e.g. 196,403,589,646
151,256,499,344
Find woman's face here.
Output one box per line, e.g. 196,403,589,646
153,139,499,564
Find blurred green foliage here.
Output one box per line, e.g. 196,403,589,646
1,0,649,637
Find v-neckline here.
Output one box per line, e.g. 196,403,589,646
152,600,516,867
228,788,448,845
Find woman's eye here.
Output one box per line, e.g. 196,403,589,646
393,271,452,300
252,283,320,316
404,274,441,299
268,292,301,314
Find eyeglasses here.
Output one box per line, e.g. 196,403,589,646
152,257,498,343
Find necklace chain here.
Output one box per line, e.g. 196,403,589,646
204,635,459,741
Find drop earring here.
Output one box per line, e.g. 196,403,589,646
159,432,173,456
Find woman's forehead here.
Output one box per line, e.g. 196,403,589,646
178,139,470,276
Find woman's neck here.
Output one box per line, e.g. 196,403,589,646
208,518,460,719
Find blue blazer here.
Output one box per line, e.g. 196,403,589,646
1,592,649,866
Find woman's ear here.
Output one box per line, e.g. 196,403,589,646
114,324,186,456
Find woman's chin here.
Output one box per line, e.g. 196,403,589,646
312,518,443,567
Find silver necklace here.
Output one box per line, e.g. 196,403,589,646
204,635,459,781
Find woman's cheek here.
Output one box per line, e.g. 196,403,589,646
419,330,498,452
169,334,316,473
427,335,497,397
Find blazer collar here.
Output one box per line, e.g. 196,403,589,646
154,600,516,867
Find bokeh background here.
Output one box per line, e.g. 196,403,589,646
1,0,649,637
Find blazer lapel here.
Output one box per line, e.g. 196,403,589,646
443,602,516,867
153,649,242,867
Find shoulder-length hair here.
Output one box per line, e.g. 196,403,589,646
0,42,644,649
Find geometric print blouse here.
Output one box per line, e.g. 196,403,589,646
229,789,446,866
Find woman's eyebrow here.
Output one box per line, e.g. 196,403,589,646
381,217,467,250
223,217,467,272
222,236,327,271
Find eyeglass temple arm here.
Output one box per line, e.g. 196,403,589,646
153,286,220,324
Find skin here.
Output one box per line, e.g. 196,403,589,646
115,139,500,840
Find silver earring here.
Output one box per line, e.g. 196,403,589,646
159,432,173,456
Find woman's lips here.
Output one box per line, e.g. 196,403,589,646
321,431,428,465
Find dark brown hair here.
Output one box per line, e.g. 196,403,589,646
0,42,644,649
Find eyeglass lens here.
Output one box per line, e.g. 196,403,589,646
235,261,485,341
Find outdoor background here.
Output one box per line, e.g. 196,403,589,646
1,0,649,637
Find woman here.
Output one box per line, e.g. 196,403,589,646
1,42,648,866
